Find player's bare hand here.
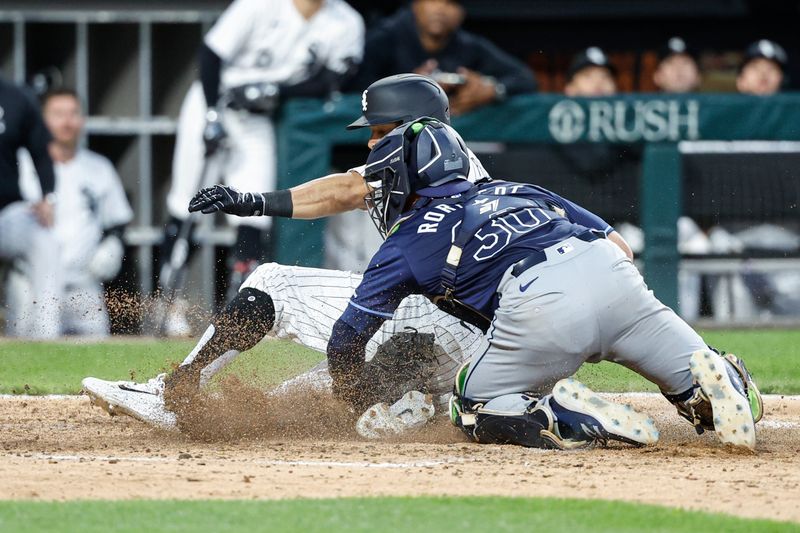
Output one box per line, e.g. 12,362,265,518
449,68,498,116
31,199,55,227
188,184,266,217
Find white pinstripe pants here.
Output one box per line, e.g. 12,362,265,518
240,262,488,397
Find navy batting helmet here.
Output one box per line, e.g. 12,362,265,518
363,119,471,237
347,73,450,130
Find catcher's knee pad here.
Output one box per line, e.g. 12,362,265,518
667,350,763,434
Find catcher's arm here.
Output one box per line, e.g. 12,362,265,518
328,318,390,411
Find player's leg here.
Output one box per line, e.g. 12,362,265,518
83,263,362,427
220,109,275,299
450,240,658,449
0,202,63,339
590,238,761,449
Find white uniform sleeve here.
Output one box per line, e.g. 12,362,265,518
204,0,260,61
97,158,134,229
348,164,366,176
325,8,365,74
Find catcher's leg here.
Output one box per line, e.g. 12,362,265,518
593,243,761,449
665,349,762,450
449,363,658,449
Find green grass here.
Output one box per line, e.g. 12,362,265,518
0,338,324,395
0,497,795,532
0,329,798,395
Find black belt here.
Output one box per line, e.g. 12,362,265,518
511,230,606,278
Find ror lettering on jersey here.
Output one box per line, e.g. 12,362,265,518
416,184,529,234
417,203,462,233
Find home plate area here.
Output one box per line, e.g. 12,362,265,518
1,393,799,523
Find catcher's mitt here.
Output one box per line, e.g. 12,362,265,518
357,330,444,407
336,330,444,411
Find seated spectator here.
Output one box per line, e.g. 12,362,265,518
10,89,133,337
736,39,787,95
653,37,701,93
564,47,617,97
350,0,536,115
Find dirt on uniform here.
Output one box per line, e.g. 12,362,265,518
1,393,799,524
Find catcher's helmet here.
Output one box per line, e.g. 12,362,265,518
347,73,450,129
363,119,471,237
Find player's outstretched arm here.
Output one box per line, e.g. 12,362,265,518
288,170,369,219
188,170,370,220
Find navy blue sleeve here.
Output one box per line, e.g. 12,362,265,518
327,319,371,385
340,241,419,335
534,185,614,234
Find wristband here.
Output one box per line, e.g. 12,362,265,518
261,189,293,218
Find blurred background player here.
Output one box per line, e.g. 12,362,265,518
736,39,787,95
564,46,617,97
10,89,133,337
653,37,702,93
161,0,364,334
0,74,62,339
349,0,536,115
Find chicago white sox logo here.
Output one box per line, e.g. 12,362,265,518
361,90,368,112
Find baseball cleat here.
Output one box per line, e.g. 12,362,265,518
551,378,659,447
689,350,756,450
82,374,178,431
356,390,435,439
720,352,763,424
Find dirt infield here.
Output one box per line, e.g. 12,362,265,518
1,394,799,523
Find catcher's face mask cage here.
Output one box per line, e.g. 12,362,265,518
364,162,411,238
363,118,450,238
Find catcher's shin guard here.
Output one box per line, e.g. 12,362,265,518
668,350,762,439
450,372,658,449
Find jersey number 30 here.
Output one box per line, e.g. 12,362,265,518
473,208,551,261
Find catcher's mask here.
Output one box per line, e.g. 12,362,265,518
363,119,472,238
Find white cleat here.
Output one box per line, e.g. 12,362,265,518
356,391,435,439
689,350,756,450
82,374,178,431
553,378,660,446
